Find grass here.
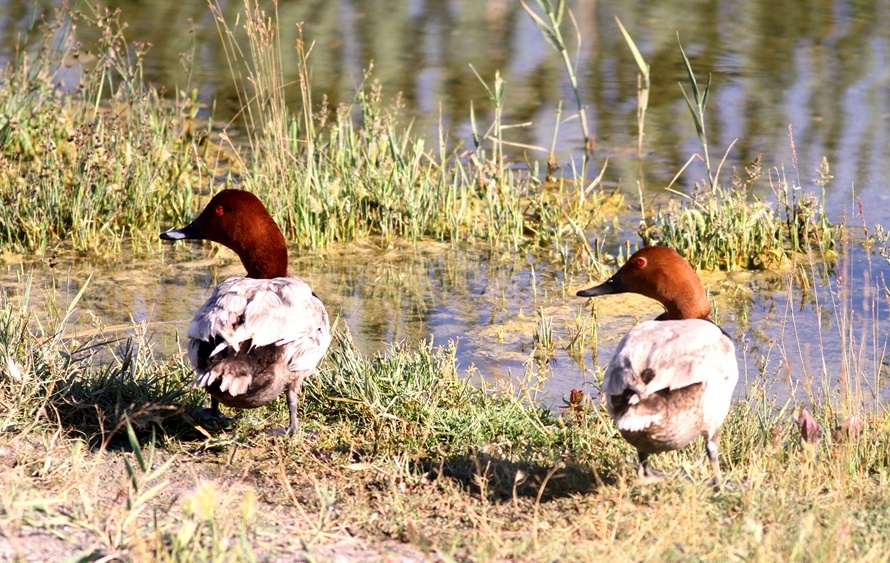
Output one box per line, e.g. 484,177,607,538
207,0,613,254
614,28,840,271
642,153,837,270
0,0,613,260
0,1,888,561
0,3,205,255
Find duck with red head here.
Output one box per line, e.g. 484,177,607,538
161,189,331,435
577,245,711,321
577,246,738,483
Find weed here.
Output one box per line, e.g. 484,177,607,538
522,0,592,156
533,308,555,360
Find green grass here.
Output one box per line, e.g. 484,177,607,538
0,0,615,260
641,154,837,270
213,0,614,254
611,26,840,271
0,3,204,255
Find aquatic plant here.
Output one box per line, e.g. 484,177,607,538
630,35,837,270
0,0,613,260
521,0,593,157
642,151,837,270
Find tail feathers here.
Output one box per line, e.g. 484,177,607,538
616,411,663,432
218,372,251,396
193,371,218,389
193,363,253,397
210,341,231,357
610,391,666,432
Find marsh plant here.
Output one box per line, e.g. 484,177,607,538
532,308,556,360
0,0,614,261
642,68,836,270
207,0,613,256
642,153,837,270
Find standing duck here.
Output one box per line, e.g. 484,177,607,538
577,246,738,482
160,189,331,435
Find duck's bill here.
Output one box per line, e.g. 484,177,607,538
159,220,202,241
576,275,627,297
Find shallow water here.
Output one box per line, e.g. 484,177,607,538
1,0,890,407
3,236,887,410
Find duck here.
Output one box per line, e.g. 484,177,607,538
160,189,331,435
577,245,738,483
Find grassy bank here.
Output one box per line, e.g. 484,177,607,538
0,0,615,262
1,0,887,561
0,0,839,272
1,272,890,561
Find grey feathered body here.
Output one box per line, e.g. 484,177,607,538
187,276,331,409
603,319,738,454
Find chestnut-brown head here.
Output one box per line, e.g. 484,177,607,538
160,190,288,279
576,246,711,321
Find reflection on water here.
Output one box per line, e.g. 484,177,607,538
3,239,888,408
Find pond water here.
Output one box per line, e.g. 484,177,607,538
2,0,890,408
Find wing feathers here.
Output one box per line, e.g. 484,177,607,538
603,319,737,398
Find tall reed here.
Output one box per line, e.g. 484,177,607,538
0,3,205,254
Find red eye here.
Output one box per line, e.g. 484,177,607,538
633,257,647,268
215,205,224,216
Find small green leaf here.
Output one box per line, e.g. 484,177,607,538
522,5,561,51
677,36,700,105
615,17,650,84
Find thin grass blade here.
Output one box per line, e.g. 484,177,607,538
521,1,561,51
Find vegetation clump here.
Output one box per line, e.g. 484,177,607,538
0,1,610,260
642,155,837,270
0,4,205,254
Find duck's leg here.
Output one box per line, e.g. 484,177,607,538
637,451,665,482
197,396,233,428
284,382,301,436
197,397,220,420
705,430,722,486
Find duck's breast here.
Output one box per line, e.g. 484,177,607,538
187,276,332,398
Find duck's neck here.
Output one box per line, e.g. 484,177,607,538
242,253,288,279
658,301,712,321
647,259,712,321
237,230,289,279
656,281,711,321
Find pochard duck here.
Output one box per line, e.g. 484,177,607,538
577,245,738,482
160,189,331,435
